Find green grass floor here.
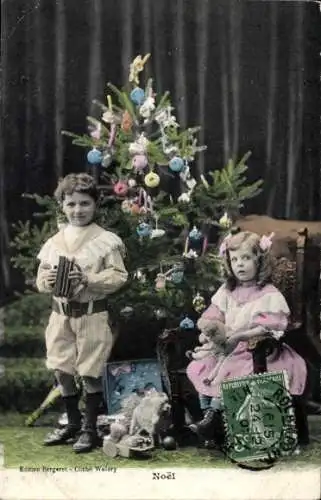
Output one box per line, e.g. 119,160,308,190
0,413,321,469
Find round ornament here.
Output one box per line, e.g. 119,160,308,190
87,148,102,165
179,317,195,330
170,267,184,284
155,273,167,291
121,199,132,214
189,226,203,241
162,436,177,451
130,87,145,106
101,151,112,167
136,222,152,238
192,293,206,313
169,156,184,173
144,171,160,188
113,181,129,197
132,154,148,172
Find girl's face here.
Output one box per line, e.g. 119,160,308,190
229,244,258,283
62,191,96,226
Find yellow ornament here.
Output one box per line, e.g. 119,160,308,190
144,171,160,188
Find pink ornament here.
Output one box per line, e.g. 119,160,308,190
113,181,129,197
132,154,148,172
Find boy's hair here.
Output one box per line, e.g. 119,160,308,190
221,231,273,290
54,173,99,203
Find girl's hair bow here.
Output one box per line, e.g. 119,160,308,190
259,232,275,251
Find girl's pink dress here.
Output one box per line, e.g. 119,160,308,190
186,284,307,397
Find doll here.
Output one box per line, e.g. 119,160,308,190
186,230,307,438
186,321,227,418
36,173,128,453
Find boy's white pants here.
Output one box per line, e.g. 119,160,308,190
44,310,114,377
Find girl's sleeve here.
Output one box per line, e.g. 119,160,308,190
251,288,290,339
197,285,227,330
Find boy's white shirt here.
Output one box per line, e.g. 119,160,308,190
36,223,128,302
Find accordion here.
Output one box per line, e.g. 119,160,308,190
53,256,75,298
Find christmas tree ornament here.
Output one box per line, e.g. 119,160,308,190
120,306,134,319
121,199,132,213
135,268,147,282
121,110,133,132
189,226,203,241
155,273,167,291
128,178,137,188
219,211,233,229
150,214,165,239
133,154,148,172
136,222,152,238
144,171,160,188
178,192,191,203
90,123,102,140
169,156,184,173
130,202,142,215
139,96,156,119
192,292,206,313
113,181,129,197
170,267,184,285
150,228,166,239
130,87,145,106
179,317,195,329
101,151,112,167
129,53,151,85
87,148,102,165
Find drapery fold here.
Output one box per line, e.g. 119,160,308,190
1,0,321,300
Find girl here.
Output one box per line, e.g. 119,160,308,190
186,230,307,438
36,173,128,453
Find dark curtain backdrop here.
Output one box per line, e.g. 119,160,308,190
1,0,321,301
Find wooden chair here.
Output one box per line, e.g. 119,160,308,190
157,227,321,444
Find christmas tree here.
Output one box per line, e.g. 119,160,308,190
11,54,263,331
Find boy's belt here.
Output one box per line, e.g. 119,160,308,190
52,298,108,318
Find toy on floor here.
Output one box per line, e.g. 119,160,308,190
103,389,171,458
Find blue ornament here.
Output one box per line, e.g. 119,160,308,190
189,226,202,241
171,269,184,284
169,156,184,173
179,317,195,330
130,87,145,106
87,148,103,165
136,222,152,238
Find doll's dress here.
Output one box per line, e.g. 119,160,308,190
186,284,307,397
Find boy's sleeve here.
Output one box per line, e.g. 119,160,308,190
35,241,54,293
84,238,128,295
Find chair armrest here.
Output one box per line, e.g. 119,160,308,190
247,335,282,356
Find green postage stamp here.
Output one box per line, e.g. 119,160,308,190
221,371,298,462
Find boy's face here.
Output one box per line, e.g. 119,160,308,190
229,244,258,283
62,192,96,226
